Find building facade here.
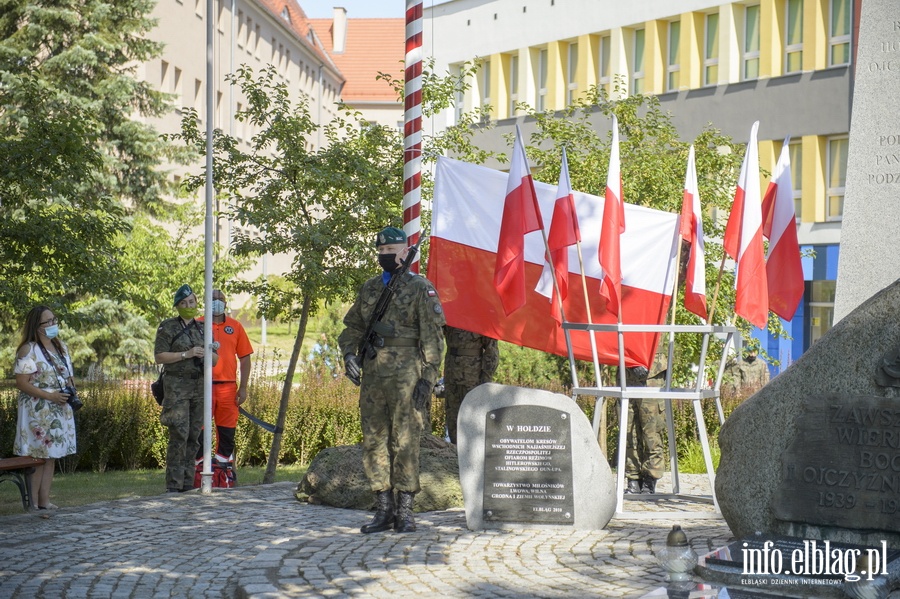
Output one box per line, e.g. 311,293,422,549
424,0,857,375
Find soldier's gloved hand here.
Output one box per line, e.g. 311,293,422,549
413,378,432,410
344,353,362,386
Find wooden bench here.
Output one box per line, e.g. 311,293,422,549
0,457,46,511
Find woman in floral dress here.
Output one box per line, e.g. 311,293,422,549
14,305,78,510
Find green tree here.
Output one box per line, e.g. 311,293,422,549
173,65,402,482
0,0,177,321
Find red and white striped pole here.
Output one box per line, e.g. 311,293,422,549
403,0,423,271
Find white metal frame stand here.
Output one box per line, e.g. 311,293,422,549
562,322,737,519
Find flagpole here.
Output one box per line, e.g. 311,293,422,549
402,0,423,272
537,206,579,392
574,240,607,454
707,252,727,324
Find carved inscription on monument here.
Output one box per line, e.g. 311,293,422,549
864,19,900,187
773,395,900,532
482,405,574,524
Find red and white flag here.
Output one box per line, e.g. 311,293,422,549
493,125,544,316
761,138,804,321
535,147,581,323
429,157,679,368
723,121,768,329
679,145,707,320
599,115,625,317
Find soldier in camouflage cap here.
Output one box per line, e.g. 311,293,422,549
441,326,499,444
154,284,219,493
339,226,446,534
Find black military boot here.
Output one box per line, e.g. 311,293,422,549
394,491,417,533
625,478,641,494
361,490,395,534
641,476,658,494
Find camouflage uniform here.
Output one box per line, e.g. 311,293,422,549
619,341,668,483
154,317,206,491
442,326,499,444
339,272,445,493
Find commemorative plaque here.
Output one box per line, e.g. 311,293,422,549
482,405,574,524
773,395,900,532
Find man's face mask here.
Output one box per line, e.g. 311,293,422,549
212,299,226,315
378,253,399,274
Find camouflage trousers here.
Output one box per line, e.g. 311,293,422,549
160,376,204,490
359,364,424,493
443,382,477,445
624,398,666,480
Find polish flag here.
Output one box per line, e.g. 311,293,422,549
535,147,581,323
761,138,804,321
679,145,707,320
723,121,768,329
493,125,544,316
429,157,679,368
599,115,625,317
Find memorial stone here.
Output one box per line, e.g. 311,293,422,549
457,383,615,530
833,0,900,322
716,280,900,547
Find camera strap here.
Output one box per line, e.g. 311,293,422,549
36,341,72,391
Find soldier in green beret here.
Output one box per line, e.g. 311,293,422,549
154,284,218,493
339,226,446,533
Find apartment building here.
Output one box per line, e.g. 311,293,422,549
424,0,858,374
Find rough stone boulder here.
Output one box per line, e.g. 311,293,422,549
716,279,900,546
295,434,463,512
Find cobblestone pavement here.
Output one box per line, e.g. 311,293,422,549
0,476,734,599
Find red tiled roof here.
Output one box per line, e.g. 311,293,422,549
307,17,404,103
255,0,343,82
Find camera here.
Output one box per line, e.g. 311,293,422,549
62,385,83,412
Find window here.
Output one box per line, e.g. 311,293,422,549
704,12,719,86
743,5,760,80
195,0,203,18
236,102,245,140
826,136,848,220
246,18,253,53
160,60,169,89
789,141,802,220
667,20,681,91
809,281,836,345
508,54,519,116
785,0,803,73
829,0,851,66
237,11,245,48
193,79,203,118
537,48,548,111
254,25,261,59
216,91,223,128
481,60,491,109
632,28,645,95
566,42,578,105
452,64,465,124
173,67,183,106
598,35,611,86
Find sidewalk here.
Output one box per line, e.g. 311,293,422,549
0,476,734,598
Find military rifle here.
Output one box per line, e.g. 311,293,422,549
346,239,423,386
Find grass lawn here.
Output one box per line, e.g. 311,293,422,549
0,463,307,517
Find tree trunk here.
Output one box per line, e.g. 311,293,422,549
263,293,312,484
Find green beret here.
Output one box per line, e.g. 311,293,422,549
375,226,407,247
173,284,194,307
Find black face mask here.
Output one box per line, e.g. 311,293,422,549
378,253,399,274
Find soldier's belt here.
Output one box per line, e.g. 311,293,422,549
380,337,420,348
449,348,481,357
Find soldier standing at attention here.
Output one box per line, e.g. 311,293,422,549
619,340,668,495
442,326,499,444
339,227,445,534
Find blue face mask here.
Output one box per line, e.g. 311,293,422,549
43,325,59,339
212,300,226,315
